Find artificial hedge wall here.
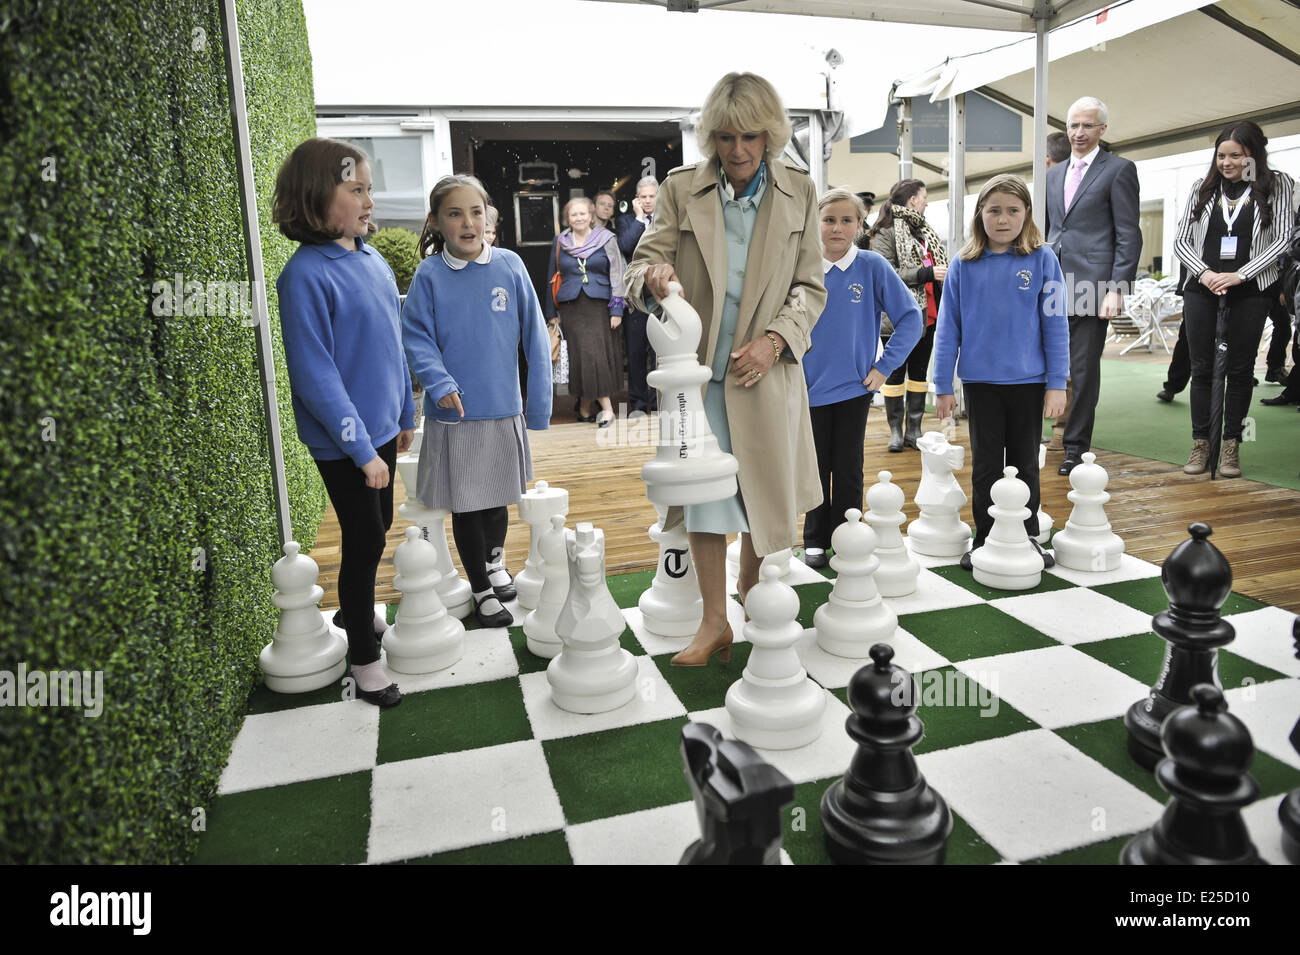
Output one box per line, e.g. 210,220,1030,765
0,0,325,863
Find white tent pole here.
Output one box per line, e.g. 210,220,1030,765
897,97,913,181
219,0,292,548
947,92,966,256
1032,9,1049,231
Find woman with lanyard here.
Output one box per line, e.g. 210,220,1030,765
1173,120,1294,478
545,196,627,427
867,179,948,452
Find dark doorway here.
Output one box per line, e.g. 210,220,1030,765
451,120,681,307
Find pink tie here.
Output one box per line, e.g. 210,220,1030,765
1064,160,1086,212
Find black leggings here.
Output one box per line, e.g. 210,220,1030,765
315,438,398,667
964,383,1043,548
885,323,936,386
451,506,509,594
1183,292,1271,440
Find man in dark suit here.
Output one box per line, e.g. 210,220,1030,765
1045,96,1142,475
617,175,659,415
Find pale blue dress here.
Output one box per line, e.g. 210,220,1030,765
684,161,769,536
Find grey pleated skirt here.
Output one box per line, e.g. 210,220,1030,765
416,414,533,512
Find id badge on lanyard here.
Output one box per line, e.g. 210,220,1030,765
1218,191,1248,260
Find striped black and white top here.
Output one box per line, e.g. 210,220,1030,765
1173,171,1295,291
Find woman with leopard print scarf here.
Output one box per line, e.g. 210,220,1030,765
866,179,949,451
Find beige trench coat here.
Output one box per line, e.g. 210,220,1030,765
625,158,827,556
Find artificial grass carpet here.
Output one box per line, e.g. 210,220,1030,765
1083,357,1300,492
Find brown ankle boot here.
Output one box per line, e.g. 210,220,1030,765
1183,439,1210,475
1219,438,1241,478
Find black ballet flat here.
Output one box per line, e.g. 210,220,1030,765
357,683,402,708
474,598,514,629
802,549,828,569
491,569,517,602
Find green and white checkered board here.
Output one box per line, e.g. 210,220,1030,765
194,549,1300,865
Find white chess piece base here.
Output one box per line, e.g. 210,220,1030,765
547,649,638,714
726,677,826,750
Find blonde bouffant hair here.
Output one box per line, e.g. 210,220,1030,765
697,72,792,160
960,173,1044,261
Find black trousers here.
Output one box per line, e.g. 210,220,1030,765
964,383,1043,548
803,393,871,550
884,323,936,386
315,438,398,667
1064,314,1108,455
1183,292,1271,440
1267,294,1292,371
451,506,509,594
623,310,656,412
1163,320,1190,394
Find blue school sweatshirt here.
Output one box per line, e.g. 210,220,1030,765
276,238,415,467
402,246,553,430
803,247,923,406
932,245,1070,395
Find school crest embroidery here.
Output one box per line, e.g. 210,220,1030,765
1017,270,1032,290
491,287,509,312
848,283,864,304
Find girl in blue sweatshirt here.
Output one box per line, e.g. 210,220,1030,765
274,138,414,708
403,175,553,628
801,187,922,568
933,174,1069,570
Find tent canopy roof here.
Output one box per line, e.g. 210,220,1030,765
892,0,1300,171
585,0,1114,32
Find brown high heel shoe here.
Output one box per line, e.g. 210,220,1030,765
670,623,734,667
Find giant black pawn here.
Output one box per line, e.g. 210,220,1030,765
1279,615,1300,865
1122,684,1264,865
820,643,952,865
678,722,795,865
1125,522,1236,770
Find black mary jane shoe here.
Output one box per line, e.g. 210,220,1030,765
357,683,402,708
474,597,514,629
1029,538,1056,569
490,568,517,602
802,549,828,570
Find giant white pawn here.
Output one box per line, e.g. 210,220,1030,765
638,506,703,637
972,467,1042,591
396,453,473,619
382,527,465,674
1035,444,1053,545
726,565,826,750
907,431,972,557
547,523,638,714
515,480,569,611
260,541,348,693
642,282,740,506
864,471,919,597
815,509,898,658
1051,452,1125,572
523,514,569,659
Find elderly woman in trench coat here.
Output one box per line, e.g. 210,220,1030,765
625,72,826,667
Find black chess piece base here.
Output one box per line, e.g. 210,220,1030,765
821,775,951,865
